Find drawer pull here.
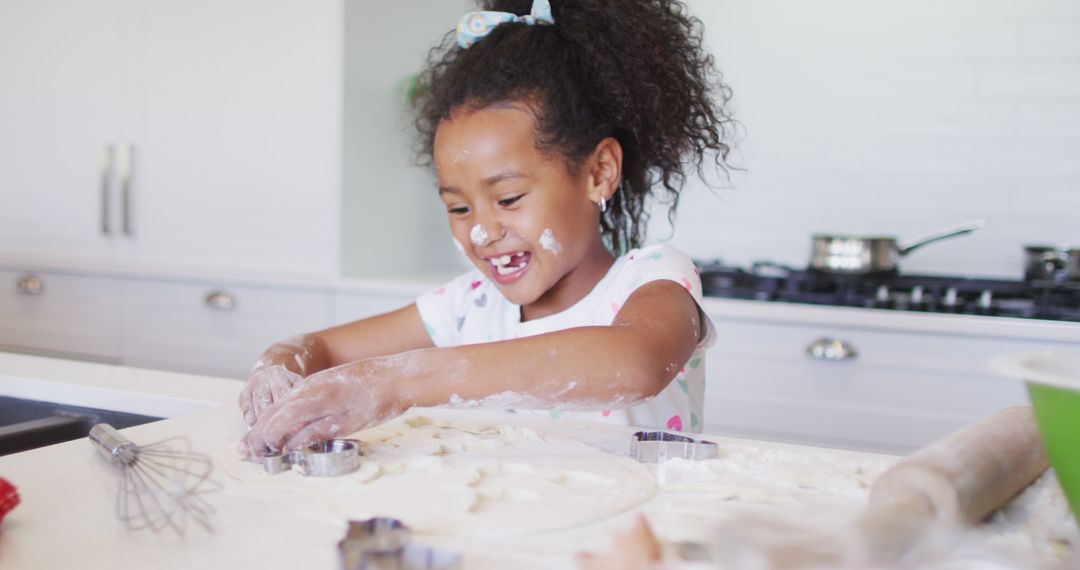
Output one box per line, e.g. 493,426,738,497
205,290,237,311
805,337,858,361
16,275,44,296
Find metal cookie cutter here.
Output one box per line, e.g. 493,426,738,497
630,431,720,462
339,517,462,570
261,439,363,477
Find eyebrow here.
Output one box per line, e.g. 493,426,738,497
438,171,528,195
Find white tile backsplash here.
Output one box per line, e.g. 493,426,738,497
654,1,1080,279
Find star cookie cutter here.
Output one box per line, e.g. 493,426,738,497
339,517,462,570
629,431,720,463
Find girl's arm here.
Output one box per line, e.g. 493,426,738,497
240,280,702,456
238,303,434,425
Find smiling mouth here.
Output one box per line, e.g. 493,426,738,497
488,251,531,280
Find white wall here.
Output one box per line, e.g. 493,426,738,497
342,0,472,278
659,0,1080,278
342,1,1080,280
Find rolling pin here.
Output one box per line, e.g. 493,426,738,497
856,406,1050,563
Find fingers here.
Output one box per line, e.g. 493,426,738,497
241,397,318,458
284,416,343,451
239,383,256,426
239,365,303,427
250,377,275,421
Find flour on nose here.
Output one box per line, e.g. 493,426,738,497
470,224,490,247
539,228,562,255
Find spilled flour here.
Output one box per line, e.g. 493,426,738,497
218,415,656,538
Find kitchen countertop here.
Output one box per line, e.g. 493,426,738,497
0,353,1077,569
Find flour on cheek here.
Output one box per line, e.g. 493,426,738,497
539,228,562,255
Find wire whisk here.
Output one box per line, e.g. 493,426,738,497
89,423,220,535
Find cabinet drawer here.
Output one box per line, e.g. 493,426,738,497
702,357,1028,453
710,319,1078,376
0,269,122,359
122,279,332,378
332,289,414,326
702,317,1038,452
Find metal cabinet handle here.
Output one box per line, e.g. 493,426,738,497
205,290,237,311
16,275,44,296
805,337,858,362
119,144,134,236
100,144,115,235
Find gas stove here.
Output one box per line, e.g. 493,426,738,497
697,261,1080,322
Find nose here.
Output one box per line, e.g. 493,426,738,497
470,220,505,247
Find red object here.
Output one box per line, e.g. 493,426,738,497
0,477,19,524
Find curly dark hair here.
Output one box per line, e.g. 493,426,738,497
413,0,735,253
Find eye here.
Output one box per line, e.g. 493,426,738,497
498,195,523,208
447,206,470,216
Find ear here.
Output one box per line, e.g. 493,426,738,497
587,137,623,205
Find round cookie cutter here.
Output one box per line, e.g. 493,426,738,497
260,438,363,477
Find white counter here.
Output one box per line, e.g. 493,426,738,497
0,353,1076,569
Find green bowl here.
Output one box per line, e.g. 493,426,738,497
992,352,1080,526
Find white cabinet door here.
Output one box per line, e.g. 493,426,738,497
129,0,341,275
0,269,123,360
0,0,129,258
122,279,332,378
0,0,342,277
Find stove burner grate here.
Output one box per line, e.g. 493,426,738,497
697,261,1080,322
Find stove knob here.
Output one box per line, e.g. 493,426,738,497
911,285,925,306
977,289,994,313
875,285,890,304
943,287,959,309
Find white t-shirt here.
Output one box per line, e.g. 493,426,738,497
415,243,714,433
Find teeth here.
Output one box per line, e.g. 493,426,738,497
491,252,528,275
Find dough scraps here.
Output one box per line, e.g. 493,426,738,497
219,414,656,538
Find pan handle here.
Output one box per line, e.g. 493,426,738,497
898,219,986,256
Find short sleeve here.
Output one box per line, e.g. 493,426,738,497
415,270,485,347
615,244,715,347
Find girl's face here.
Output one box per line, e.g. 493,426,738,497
434,104,616,314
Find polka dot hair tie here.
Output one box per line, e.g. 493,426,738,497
456,0,554,49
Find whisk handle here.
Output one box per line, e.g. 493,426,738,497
89,423,137,466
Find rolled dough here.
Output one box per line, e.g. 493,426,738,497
219,414,656,538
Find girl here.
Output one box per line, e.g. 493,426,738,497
239,0,734,457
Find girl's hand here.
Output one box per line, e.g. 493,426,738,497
238,364,304,426
238,361,407,458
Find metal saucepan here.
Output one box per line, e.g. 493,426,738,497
810,220,987,275
1024,245,1080,284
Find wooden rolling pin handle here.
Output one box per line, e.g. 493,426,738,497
868,406,1050,524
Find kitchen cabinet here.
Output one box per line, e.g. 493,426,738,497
700,299,1079,453
0,0,341,276
121,278,333,379
0,0,129,260
332,287,418,326
0,269,123,361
